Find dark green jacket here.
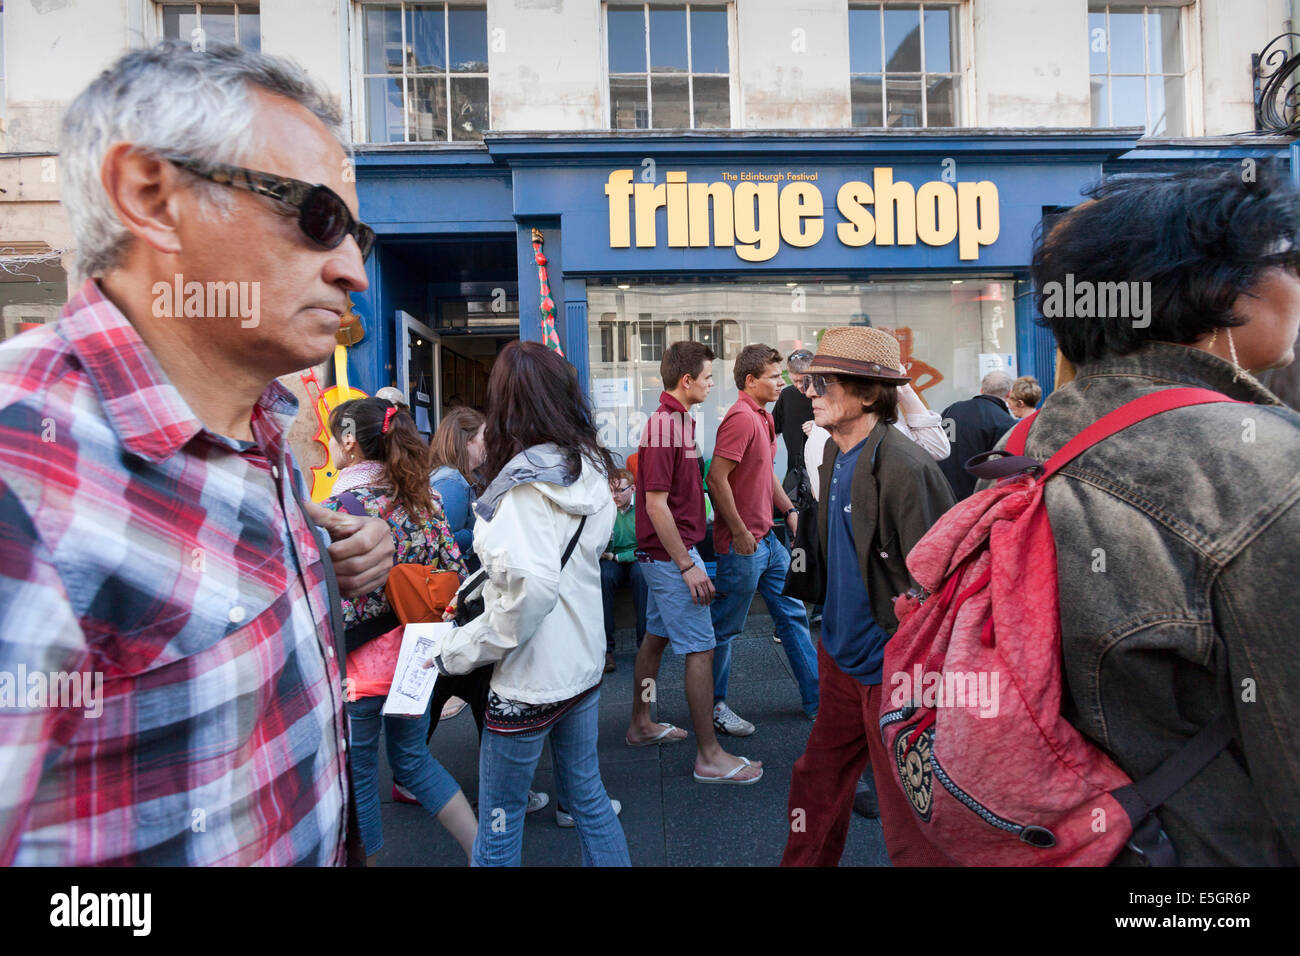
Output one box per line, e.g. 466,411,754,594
816,418,956,634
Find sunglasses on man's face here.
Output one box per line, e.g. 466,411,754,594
165,156,376,261
800,373,843,397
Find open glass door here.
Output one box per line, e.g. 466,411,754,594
397,310,440,441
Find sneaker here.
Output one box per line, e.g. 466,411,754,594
713,701,756,737
555,798,622,828
526,790,549,814
392,783,418,805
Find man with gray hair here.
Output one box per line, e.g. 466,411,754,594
0,41,394,865
936,368,1020,500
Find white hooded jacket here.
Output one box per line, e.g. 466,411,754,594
437,445,615,705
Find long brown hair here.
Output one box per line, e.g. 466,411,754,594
481,341,617,485
329,397,435,520
428,405,485,492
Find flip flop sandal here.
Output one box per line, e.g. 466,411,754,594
625,723,688,748
693,756,764,786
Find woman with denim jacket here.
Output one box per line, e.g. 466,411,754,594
430,342,630,867
322,397,473,864
1012,161,1300,864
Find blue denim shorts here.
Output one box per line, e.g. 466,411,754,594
640,547,716,655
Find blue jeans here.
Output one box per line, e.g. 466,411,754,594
711,529,820,715
473,688,629,867
347,694,463,856
600,558,648,651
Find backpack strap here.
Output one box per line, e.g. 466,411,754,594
1110,715,1235,866
561,514,588,568
1037,388,1243,479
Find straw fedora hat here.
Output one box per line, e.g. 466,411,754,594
805,326,911,384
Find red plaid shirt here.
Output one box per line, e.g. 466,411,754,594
0,281,350,865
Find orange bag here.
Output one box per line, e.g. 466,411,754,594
385,565,461,625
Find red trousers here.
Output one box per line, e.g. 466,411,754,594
782,643,954,866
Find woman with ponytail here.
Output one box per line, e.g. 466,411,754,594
322,397,473,864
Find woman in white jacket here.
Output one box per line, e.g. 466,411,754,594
431,342,630,867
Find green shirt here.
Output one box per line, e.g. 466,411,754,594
608,504,637,562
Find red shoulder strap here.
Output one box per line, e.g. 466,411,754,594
1037,387,1243,480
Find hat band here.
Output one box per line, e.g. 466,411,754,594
810,354,905,378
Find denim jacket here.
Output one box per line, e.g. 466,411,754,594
1003,343,1300,865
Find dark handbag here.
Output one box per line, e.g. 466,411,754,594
782,464,813,513
454,514,588,626
781,497,825,603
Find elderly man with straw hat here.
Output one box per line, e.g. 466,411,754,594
781,326,956,867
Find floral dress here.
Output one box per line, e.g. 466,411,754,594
322,472,466,627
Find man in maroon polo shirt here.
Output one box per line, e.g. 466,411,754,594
625,341,762,785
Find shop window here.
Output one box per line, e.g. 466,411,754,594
588,277,1015,477
1088,2,1188,136
160,3,261,51
0,245,69,344
360,2,489,143
607,2,732,129
849,2,961,128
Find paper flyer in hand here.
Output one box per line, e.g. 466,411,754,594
382,622,453,718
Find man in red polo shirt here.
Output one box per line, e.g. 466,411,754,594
625,341,762,785
708,345,820,734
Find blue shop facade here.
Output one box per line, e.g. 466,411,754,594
348,131,1292,477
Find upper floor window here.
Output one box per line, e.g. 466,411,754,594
360,2,488,143
849,2,960,128
1089,2,1187,136
160,3,260,51
607,3,732,129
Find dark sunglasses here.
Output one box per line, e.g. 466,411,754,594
165,156,375,261
800,373,843,397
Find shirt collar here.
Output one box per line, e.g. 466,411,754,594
58,279,299,464
1073,341,1284,406
658,391,688,415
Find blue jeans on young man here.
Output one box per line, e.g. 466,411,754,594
600,558,648,651
710,528,820,717
473,688,629,867
347,693,462,856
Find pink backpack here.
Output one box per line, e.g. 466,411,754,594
880,388,1236,866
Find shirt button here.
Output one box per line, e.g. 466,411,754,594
340,737,348,753
271,465,280,480
880,551,889,559
228,605,246,624
326,645,336,658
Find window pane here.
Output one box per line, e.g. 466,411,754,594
367,76,406,143
1148,74,1184,135
608,7,646,73
1111,74,1145,127
886,75,923,127
365,5,404,74
1147,7,1181,74
449,5,487,72
408,4,446,73
408,75,447,141
692,75,730,128
926,75,957,127
1088,10,1107,73
162,6,198,42
201,6,237,47
1106,9,1144,73
1090,75,1108,126
883,4,922,72
610,75,649,129
651,74,690,127
923,6,952,73
849,6,882,74
851,76,883,126
649,5,688,73
690,7,729,73
450,76,488,139
239,12,260,52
